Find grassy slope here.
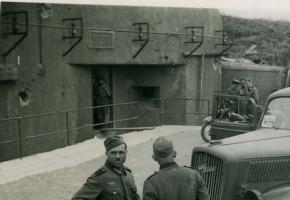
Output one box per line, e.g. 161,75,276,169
222,15,290,66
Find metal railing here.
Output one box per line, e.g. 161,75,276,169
0,101,139,159
162,97,211,117
0,98,211,161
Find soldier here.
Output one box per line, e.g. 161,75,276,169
239,78,249,96
71,135,140,200
225,79,241,113
95,79,111,129
246,79,259,103
226,78,241,95
142,137,209,200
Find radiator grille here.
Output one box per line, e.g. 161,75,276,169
192,152,223,200
248,158,290,183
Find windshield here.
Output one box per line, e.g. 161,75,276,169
261,97,290,130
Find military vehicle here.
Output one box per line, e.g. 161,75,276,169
192,87,290,200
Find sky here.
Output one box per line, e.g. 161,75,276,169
1,0,290,22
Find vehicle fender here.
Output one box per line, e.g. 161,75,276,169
244,190,264,200
263,186,290,200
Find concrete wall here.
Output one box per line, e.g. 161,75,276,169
113,65,186,126
0,2,223,161
0,3,94,161
185,56,221,124
64,5,222,65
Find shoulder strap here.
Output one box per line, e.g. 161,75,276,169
145,171,158,181
124,166,132,173
94,167,107,176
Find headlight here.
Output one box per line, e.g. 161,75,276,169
203,116,212,123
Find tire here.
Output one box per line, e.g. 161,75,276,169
201,123,212,143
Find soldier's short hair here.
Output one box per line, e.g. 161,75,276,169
153,137,174,158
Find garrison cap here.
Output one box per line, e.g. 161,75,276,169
232,79,240,84
153,136,174,158
104,135,126,151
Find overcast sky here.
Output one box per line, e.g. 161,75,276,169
2,0,290,21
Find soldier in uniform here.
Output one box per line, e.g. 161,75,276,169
246,79,259,103
239,78,249,96
71,135,140,200
226,78,241,95
224,78,241,115
95,79,111,129
142,137,209,200
237,78,249,116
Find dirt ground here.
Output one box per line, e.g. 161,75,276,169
0,129,204,200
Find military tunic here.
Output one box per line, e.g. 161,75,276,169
248,86,259,103
142,162,209,200
72,161,140,200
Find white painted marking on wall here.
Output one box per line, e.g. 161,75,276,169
17,56,20,66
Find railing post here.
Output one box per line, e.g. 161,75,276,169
164,99,167,125
159,99,162,126
136,102,140,128
16,117,23,159
65,111,70,146
208,99,210,116
238,97,240,114
110,104,114,129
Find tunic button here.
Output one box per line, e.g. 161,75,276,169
113,191,117,195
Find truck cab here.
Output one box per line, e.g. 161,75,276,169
192,87,290,200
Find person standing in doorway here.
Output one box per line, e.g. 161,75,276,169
96,79,111,128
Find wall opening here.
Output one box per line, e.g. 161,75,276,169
132,86,160,107
18,88,31,106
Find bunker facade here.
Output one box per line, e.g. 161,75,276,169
0,3,223,161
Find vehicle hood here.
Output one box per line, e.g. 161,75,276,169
197,128,290,160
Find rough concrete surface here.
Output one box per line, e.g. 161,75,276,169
0,126,205,200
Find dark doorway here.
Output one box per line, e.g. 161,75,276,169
92,66,113,129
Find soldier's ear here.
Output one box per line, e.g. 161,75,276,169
173,151,177,158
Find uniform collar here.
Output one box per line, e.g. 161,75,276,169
160,162,178,170
105,160,126,175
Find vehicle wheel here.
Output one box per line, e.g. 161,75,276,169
201,123,212,143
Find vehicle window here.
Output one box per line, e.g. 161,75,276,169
261,97,290,129
215,95,256,124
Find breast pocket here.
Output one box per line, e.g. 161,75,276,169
104,181,123,200
110,190,122,200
